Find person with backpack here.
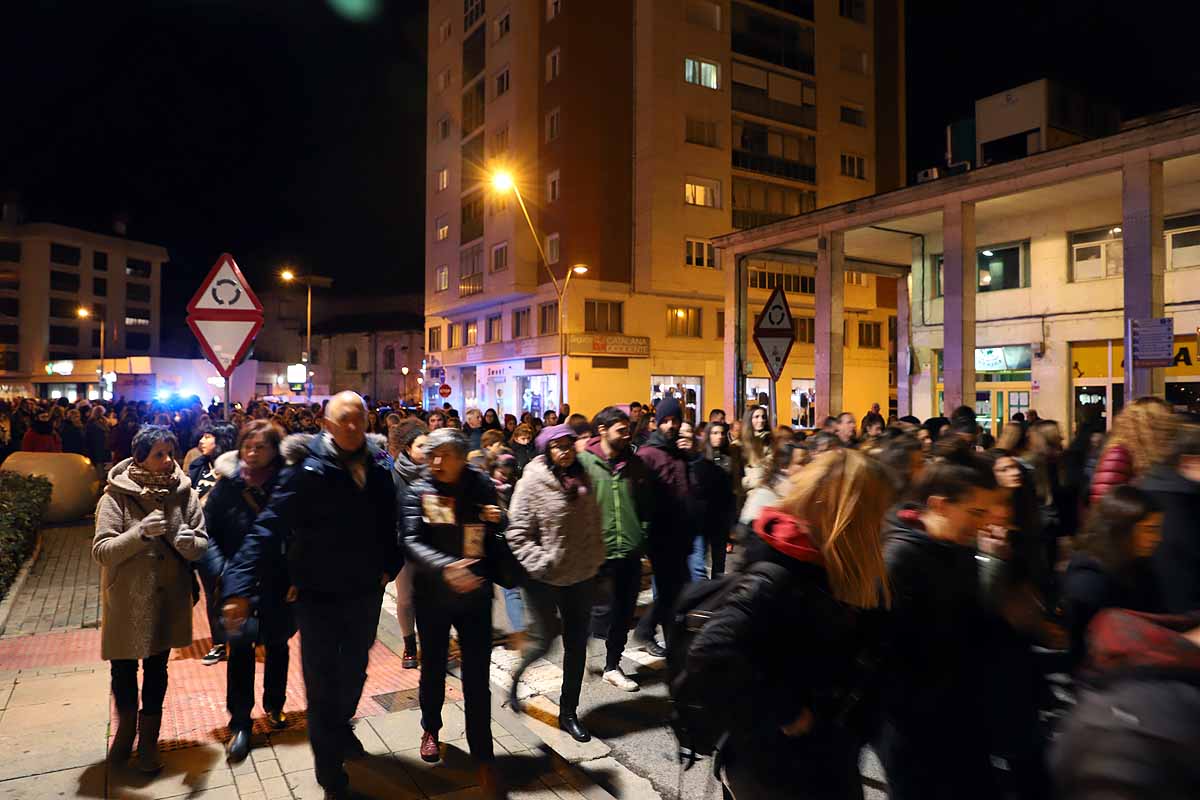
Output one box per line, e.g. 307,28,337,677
682,449,894,800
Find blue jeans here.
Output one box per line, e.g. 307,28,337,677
503,587,525,632
688,534,709,580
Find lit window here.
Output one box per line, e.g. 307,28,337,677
685,177,721,208
685,238,717,268
684,57,720,90
465,320,478,346
486,314,503,343
546,48,561,81
547,233,560,264
545,108,561,142
495,67,510,97
667,306,702,337
547,0,561,21
492,242,509,272
1070,226,1123,281
435,215,449,241
546,170,560,203
436,167,449,192
435,264,449,292
447,324,459,349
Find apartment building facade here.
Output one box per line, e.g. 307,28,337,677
425,0,905,420
0,214,168,400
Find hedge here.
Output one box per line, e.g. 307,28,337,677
0,472,53,603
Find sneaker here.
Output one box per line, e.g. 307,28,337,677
402,650,419,670
644,640,667,659
420,730,440,763
603,669,639,692
202,644,226,666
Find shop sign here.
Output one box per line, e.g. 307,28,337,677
566,333,651,357
485,365,509,379
1128,317,1175,368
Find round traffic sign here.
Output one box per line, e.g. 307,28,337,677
438,383,452,398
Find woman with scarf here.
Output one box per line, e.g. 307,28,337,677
391,420,430,670
200,420,295,763
505,424,606,743
92,424,208,773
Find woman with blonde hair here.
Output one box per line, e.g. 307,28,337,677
1089,396,1177,504
687,449,893,799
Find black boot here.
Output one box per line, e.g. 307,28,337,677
226,728,252,763
136,712,163,774
559,712,590,743
108,708,137,764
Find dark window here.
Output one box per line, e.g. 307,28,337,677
49,325,79,346
840,105,866,126
346,348,358,370
461,133,485,186
584,300,623,333
513,308,530,338
383,346,395,370
50,271,81,292
716,310,726,337
976,244,1025,292
0,325,17,344
91,329,102,347
731,4,815,73
793,317,815,343
539,302,558,335
462,79,486,134
126,258,152,278
0,241,20,263
50,243,81,266
461,190,485,244
50,298,80,319
126,282,151,303
126,332,151,351
838,0,866,22
732,119,816,182
463,24,486,83
593,357,629,369
93,251,108,271
428,326,442,351
0,351,17,371
745,0,813,20
93,277,108,296
0,297,16,316
858,321,882,349
0,273,16,291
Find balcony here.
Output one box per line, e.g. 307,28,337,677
459,271,483,298
733,208,793,229
732,150,815,183
732,84,816,129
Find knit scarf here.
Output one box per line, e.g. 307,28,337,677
127,464,180,500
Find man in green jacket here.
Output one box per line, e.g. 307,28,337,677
579,406,654,691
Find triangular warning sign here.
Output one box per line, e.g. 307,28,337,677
755,286,793,334
188,253,264,313
187,318,262,378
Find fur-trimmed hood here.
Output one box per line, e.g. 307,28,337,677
279,431,387,466
212,449,241,479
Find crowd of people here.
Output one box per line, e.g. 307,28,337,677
4,386,1198,799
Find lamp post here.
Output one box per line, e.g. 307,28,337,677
490,170,588,411
77,306,105,399
280,270,333,402
401,365,410,405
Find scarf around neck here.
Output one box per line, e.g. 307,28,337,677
128,463,180,500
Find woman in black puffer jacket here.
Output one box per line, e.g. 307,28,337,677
687,449,894,800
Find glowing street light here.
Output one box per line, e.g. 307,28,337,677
279,268,333,402
280,269,296,282
78,306,106,397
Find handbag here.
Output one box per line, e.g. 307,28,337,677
485,527,527,589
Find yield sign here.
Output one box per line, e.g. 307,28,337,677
187,253,264,379
753,286,794,382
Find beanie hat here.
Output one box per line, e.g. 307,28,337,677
535,423,574,455
655,396,682,425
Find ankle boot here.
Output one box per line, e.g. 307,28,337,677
108,708,137,763
136,712,163,774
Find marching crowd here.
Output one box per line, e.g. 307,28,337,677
3,388,1199,799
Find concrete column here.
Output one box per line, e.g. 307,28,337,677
1121,154,1166,399
815,230,845,420
941,201,976,414
896,271,912,417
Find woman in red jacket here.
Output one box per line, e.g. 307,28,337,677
1089,397,1176,505
21,411,62,452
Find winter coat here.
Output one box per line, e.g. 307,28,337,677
1051,609,1200,800
510,440,536,478
465,424,484,452
578,440,653,559
689,453,736,548
637,431,694,555
188,453,219,499
92,458,209,661
21,429,61,452
200,452,295,644
1141,465,1200,614
222,433,402,602
1061,552,1163,671
1089,443,1134,505
399,465,506,606
85,421,110,467
110,423,137,462
687,511,881,787
61,424,86,456
505,455,605,587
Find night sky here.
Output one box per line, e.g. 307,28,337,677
2,1,1198,356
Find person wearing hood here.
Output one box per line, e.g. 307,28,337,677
579,407,654,692
505,423,606,742
92,424,209,773
200,419,295,763
391,420,430,669
1051,608,1200,799
21,411,61,452
508,422,536,477
877,455,1006,800
399,427,507,797
221,392,402,800
687,449,893,799
1141,423,1200,614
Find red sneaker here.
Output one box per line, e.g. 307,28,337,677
420,730,440,763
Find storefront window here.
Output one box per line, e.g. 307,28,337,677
744,378,770,409
518,374,558,418
791,379,816,428
1166,381,1200,414
651,375,702,424
1074,385,1108,430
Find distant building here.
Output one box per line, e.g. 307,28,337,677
312,312,425,404
0,204,168,399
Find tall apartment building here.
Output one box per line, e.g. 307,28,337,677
0,208,168,399
425,0,905,419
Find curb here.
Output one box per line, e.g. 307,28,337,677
0,530,44,636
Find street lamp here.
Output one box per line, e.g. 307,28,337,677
490,169,589,410
401,365,410,404
77,306,106,399
280,269,333,402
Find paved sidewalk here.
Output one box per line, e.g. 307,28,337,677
0,523,100,638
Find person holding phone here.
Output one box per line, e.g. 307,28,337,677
399,427,506,798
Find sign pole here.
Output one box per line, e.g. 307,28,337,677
767,375,777,430
224,380,231,421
